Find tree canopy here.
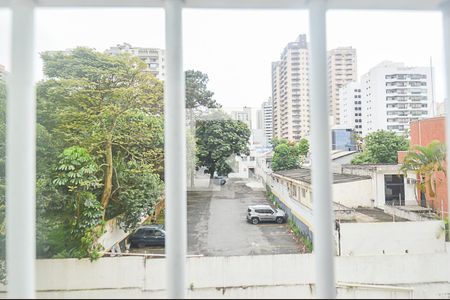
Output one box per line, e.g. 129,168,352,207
196,116,250,178
401,140,446,199
351,130,409,164
185,70,221,111
271,138,309,172
35,48,164,257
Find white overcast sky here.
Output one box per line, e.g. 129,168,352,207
0,8,447,109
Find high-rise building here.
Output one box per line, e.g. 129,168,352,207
261,98,273,145
339,82,363,135
105,43,165,81
361,61,433,136
272,34,310,141
327,47,357,126
231,107,252,130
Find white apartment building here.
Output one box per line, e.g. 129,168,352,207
361,61,433,136
261,98,273,144
105,43,166,81
327,47,357,126
339,82,363,135
231,107,252,129
272,34,310,141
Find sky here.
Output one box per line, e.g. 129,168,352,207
0,8,447,109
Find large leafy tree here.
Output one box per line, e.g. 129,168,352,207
401,140,446,206
196,117,250,178
351,130,409,164
185,70,221,112
271,138,309,172
36,48,164,257
185,70,222,186
297,138,309,157
38,47,163,213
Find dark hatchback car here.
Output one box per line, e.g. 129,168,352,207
129,224,165,248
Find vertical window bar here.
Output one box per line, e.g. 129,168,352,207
443,1,450,241
6,0,36,298
164,0,187,298
308,0,336,298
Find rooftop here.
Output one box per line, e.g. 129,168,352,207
274,168,371,184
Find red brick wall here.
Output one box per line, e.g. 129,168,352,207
408,117,447,215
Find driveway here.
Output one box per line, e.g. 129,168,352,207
187,178,303,256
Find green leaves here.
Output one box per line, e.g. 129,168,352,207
271,138,309,172
35,48,165,258
196,117,251,177
401,140,446,198
351,130,409,164
53,146,100,192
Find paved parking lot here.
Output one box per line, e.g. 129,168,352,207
129,178,303,256
187,179,303,256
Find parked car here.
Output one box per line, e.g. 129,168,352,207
246,205,287,225
129,224,165,248
213,175,226,185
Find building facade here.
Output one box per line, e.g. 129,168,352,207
231,107,252,129
339,82,363,135
398,117,447,215
327,47,357,126
105,43,166,81
331,128,357,151
261,98,273,145
272,34,310,141
361,61,433,136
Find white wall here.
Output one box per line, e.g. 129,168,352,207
333,179,373,208
3,252,450,299
338,221,445,256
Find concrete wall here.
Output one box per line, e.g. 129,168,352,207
3,252,450,299
333,180,373,208
338,221,446,256
270,179,314,239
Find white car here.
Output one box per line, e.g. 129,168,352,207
246,205,287,225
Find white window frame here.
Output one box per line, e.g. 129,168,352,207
1,0,449,299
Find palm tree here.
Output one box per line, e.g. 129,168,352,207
401,140,446,209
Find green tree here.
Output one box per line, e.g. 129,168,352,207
401,140,446,204
185,70,221,111
271,138,309,172
272,143,300,171
35,48,164,257
38,47,164,215
185,70,222,186
271,137,289,149
196,118,250,178
351,130,409,164
297,138,309,156
52,146,103,258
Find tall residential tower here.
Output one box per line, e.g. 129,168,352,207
327,47,357,126
361,61,433,136
261,98,273,145
272,34,310,141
